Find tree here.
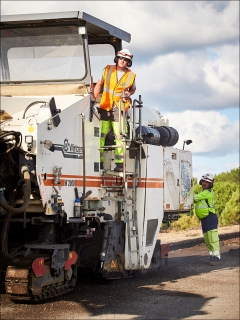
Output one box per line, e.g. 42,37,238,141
213,182,239,216
214,167,240,184
220,191,240,226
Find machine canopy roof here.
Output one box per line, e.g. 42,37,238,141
0,11,131,43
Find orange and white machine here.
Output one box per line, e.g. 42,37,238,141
0,11,193,302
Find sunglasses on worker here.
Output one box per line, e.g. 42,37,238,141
118,57,130,62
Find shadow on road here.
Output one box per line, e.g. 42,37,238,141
53,247,239,319
1,243,239,319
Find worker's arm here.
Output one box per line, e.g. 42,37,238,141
93,79,104,100
193,190,211,202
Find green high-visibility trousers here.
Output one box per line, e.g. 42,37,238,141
100,120,124,164
203,229,220,258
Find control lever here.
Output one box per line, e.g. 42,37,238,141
92,105,100,120
80,190,92,202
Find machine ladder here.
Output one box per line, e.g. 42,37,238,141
100,96,143,269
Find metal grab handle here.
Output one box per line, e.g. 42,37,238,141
132,95,143,141
118,100,122,136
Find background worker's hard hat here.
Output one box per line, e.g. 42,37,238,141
199,173,214,187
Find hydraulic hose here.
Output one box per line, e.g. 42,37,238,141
0,167,31,215
22,101,47,119
80,113,86,196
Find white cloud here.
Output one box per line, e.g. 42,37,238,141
1,1,239,53
133,43,239,112
204,45,239,96
1,1,239,174
192,153,239,180
114,1,239,55
223,161,239,173
164,110,239,156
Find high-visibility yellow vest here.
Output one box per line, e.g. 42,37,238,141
99,65,136,111
194,189,215,219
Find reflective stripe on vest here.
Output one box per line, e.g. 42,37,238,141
100,65,136,111
194,190,215,210
195,199,210,210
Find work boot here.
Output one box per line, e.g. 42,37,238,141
114,163,123,172
209,256,220,266
204,256,213,265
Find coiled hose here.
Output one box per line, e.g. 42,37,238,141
1,169,31,258
0,170,31,215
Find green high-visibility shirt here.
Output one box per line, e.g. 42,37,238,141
193,189,215,219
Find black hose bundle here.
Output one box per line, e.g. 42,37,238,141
0,169,31,258
1,192,21,259
0,130,31,258
0,130,22,154
1,214,10,258
0,170,31,215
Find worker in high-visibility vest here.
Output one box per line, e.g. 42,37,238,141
93,49,136,172
194,173,220,265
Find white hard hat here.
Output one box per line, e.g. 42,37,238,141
201,173,214,184
117,49,133,60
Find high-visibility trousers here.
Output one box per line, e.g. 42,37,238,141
203,229,220,258
100,120,124,164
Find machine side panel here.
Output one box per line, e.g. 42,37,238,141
179,150,193,211
36,95,101,217
125,144,164,270
163,147,180,211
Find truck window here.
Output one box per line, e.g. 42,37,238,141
1,26,86,82
89,44,115,82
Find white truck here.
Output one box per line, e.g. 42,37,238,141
0,11,193,302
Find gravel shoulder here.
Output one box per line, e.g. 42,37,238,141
158,224,239,245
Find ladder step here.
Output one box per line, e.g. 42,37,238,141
101,196,124,202
130,235,138,238
102,170,137,177
130,250,139,253
100,144,123,149
100,185,123,189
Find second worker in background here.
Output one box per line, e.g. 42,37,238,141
194,173,221,265
93,49,136,172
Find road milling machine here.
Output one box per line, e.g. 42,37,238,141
0,11,193,302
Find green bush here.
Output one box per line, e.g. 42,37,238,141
214,167,240,184
169,214,201,231
220,191,240,226
213,182,239,217
194,183,202,194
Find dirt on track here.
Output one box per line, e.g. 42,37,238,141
1,233,239,320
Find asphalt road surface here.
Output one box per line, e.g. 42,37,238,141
1,237,239,320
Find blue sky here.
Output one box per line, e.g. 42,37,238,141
1,1,239,180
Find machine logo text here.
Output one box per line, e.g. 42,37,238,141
53,138,83,159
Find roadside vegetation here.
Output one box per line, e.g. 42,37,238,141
165,168,240,231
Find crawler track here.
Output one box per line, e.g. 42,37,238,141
9,282,73,303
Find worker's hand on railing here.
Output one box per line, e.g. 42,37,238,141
124,90,131,98
121,89,131,102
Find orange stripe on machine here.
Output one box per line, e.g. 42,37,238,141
41,174,164,188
